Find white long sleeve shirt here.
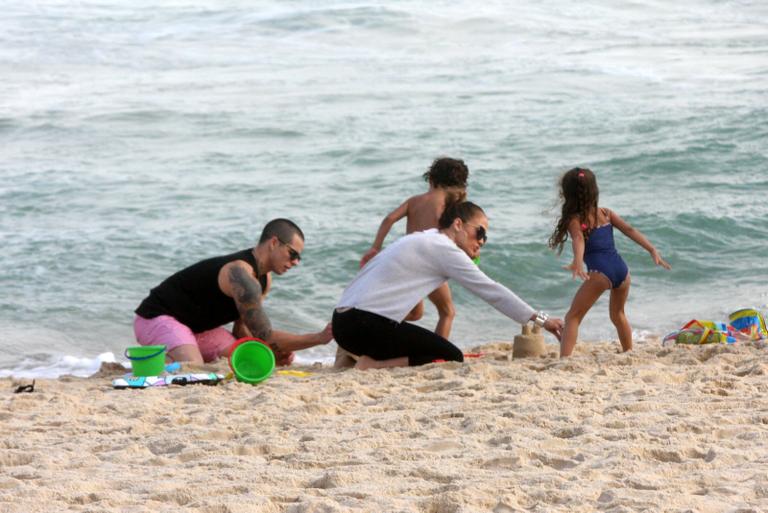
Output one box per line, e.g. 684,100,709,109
338,229,536,324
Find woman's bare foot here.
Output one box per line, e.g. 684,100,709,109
354,355,409,370
334,347,358,369
354,355,378,370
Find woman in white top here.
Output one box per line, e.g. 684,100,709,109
333,202,563,369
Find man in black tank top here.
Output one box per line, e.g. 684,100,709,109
134,219,333,365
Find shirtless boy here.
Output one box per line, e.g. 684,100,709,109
359,157,469,338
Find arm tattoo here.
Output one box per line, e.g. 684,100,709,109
228,265,273,342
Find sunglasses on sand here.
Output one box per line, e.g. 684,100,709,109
14,380,35,394
466,223,487,244
278,238,302,262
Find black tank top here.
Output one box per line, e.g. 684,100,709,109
135,249,267,333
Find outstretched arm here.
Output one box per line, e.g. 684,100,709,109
438,247,564,340
269,324,333,352
233,321,333,366
360,200,409,267
565,217,589,280
608,209,671,269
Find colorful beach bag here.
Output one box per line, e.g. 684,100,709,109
729,308,768,340
663,319,736,346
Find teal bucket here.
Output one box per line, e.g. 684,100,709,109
125,345,166,377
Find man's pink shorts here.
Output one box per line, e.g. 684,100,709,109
134,315,235,363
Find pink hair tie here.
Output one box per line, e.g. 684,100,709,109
581,223,588,231
578,171,585,178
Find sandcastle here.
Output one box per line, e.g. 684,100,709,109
513,323,546,358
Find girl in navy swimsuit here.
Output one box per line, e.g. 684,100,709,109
549,168,672,357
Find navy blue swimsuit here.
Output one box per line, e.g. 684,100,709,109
584,224,628,289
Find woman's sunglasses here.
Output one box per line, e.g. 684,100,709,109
466,223,487,244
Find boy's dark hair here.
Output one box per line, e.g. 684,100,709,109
548,167,600,254
438,201,485,230
423,157,469,189
259,218,305,244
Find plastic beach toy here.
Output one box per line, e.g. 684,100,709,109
228,338,275,384
729,308,768,340
277,370,313,377
113,373,224,389
125,345,166,377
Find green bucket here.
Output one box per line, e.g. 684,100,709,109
228,340,275,384
125,345,167,377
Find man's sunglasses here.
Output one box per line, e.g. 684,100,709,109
467,223,487,244
278,238,302,262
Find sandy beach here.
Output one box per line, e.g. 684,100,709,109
2,339,767,513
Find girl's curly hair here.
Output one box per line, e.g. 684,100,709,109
548,167,599,253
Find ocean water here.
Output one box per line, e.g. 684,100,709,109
1,0,767,377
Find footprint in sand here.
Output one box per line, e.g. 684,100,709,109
424,440,463,452
0,452,35,467
409,467,455,484
552,426,586,439
640,447,715,464
533,452,582,470
150,489,195,506
147,440,186,456
481,456,524,470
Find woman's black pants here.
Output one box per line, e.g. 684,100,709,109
332,308,463,366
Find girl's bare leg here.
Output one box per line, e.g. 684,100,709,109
609,275,632,352
561,273,610,357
